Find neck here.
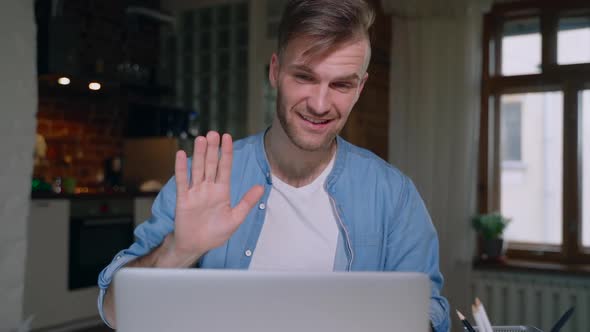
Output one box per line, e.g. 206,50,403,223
264,124,336,188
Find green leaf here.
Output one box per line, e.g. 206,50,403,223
471,212,510,240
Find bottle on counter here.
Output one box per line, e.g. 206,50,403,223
52,176,62,194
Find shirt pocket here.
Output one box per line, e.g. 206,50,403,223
352,232,384,270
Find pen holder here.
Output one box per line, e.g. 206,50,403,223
466,326,543,332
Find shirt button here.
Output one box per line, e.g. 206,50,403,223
259,203,266,210
115,255,121,260
245,250,252,257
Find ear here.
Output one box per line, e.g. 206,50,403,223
269,53,280,89
354,72,369,102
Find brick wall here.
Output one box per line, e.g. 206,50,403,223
34,99,125,187
33,0,164,189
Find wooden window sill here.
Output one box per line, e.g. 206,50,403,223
473,258,590,277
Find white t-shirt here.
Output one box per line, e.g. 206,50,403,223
249,157,338,272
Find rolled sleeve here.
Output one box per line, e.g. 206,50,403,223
430,297,451,332
96,177,178,327
97,251,138,290
97,289,112,328
97,251,138,328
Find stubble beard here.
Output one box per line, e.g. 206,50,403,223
275,91,339,152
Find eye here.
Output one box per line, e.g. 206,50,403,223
294,73,314,83
332,82,354,91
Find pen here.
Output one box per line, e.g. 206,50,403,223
456,310,476,332
550,307,574,332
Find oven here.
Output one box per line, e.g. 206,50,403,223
68,199,135,290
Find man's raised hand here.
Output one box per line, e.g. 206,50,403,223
159,131,264,268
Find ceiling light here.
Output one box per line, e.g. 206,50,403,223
57,77,71,85
88,82,101,91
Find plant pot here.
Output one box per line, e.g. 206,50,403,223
479,237,506,260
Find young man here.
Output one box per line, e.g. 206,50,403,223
98,0,450,330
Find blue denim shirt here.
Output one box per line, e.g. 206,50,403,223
98,131,450,331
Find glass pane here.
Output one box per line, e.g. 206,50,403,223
582,90,590,248
502,18,542,76
235,3,248,23
216,5,231,26
200,31,211,49
199,54,210,74
237,26,249,47
199,8,212,28
237,49,248,69
182,13,194,53
267,0,287,18
501,102,522,161
178,3,250,137
216,74,229,94
217,29,230,49
199,76,210,96
558,16,590,65
501,92,563,245
218,51,230,71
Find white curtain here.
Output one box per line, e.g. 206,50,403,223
381,0,491,328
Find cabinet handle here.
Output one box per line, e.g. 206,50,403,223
34,202,50,208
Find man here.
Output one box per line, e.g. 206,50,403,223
98,0,450,330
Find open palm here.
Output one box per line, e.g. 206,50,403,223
172,132,264,264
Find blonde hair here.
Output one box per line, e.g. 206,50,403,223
277,0,375,60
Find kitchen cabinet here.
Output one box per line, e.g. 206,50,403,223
23,197,155,329
36,0,161,83
23,199,100,329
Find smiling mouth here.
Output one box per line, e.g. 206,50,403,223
300,114,331,125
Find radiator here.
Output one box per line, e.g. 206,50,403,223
471,270,590,332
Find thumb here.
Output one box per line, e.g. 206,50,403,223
231,185,265,227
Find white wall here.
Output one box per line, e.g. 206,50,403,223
0,0,37,328
584,91,590,247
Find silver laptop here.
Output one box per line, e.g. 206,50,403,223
114,268,430,332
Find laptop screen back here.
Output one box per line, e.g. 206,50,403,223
114,268,430,332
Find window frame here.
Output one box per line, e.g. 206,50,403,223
479,0,590,264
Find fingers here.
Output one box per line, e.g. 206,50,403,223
231,185,265,227
204,131,221,182
175,150,188,195
190,136,207,188
216,133,233,184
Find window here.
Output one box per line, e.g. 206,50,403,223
558,16,590,65
500,92,563,245
480,2,590,264
502,18,541,76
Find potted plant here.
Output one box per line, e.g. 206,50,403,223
472,212,510,260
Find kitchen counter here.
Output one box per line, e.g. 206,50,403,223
31,190,159,200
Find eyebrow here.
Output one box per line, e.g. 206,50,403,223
287,64,361,81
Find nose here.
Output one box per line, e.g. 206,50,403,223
307,83,331,115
